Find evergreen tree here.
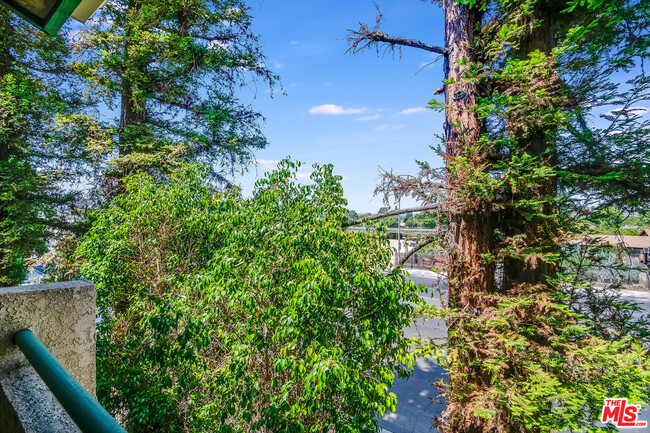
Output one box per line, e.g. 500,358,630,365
74,0,279,193
0,8,103,286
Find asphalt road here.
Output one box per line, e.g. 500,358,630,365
378,271,650,433
379,270,447,433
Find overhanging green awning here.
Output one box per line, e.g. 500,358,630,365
1,0,106,35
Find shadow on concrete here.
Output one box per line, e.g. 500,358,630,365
379,357,446,433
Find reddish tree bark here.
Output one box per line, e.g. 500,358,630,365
440,2,501,432
442,0,494,306
501,5,558,291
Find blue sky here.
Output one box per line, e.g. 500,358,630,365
234,1,448,213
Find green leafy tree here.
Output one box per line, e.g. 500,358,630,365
77,161,419,432
584,207,650,235
74,0,278,192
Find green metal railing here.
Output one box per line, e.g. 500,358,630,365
13,329,127,433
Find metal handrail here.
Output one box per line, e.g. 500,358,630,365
13,329,126,433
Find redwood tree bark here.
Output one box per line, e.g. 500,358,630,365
104,0,148,198
443,0,493,306
442,1,496,432
501,5,558,291
118,0,147,158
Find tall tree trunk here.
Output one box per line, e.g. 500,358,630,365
104,0,146,198
118,0,146,158
443,0,493,307
501,5,558,291
119,85,147,153
442,1,495,432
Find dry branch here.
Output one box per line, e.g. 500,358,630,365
346,5,446,57
374,166,446,205
348,30,447,55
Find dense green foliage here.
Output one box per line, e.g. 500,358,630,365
585,208,650,235
444,1,650,430
0,9,101,286
557,0,650,210
434,288,650,432
78,161,419,432
0,0,277,285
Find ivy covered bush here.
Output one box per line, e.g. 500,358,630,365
78,160,419,432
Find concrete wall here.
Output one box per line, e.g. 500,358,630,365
0,281,96,432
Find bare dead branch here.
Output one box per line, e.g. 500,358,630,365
374,165,446,205
348,30,447,55
346,4,446,57
343,203,442,228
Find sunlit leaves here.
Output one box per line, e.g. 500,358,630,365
79,161,420,432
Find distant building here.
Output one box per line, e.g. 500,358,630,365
574,227,650,290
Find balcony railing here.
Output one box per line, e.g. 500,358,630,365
13,329,126,433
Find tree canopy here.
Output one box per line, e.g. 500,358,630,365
78,161,420,432
74,0,279,189
0,8,103,286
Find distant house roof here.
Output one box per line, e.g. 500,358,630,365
583,235,650,249
639,226,650,236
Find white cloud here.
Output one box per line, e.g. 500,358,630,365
603,106,650,120
397,107,427,115
376,124,405,131
290,40,299,45
273,61,284,69
309,104,368,115
257,159,280,170
356,114,381,121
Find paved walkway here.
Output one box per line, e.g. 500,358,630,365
379,357,445,433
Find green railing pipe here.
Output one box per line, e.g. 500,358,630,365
13,329,127,433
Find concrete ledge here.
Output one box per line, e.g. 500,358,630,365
1,366,81,432
0,281,96,395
